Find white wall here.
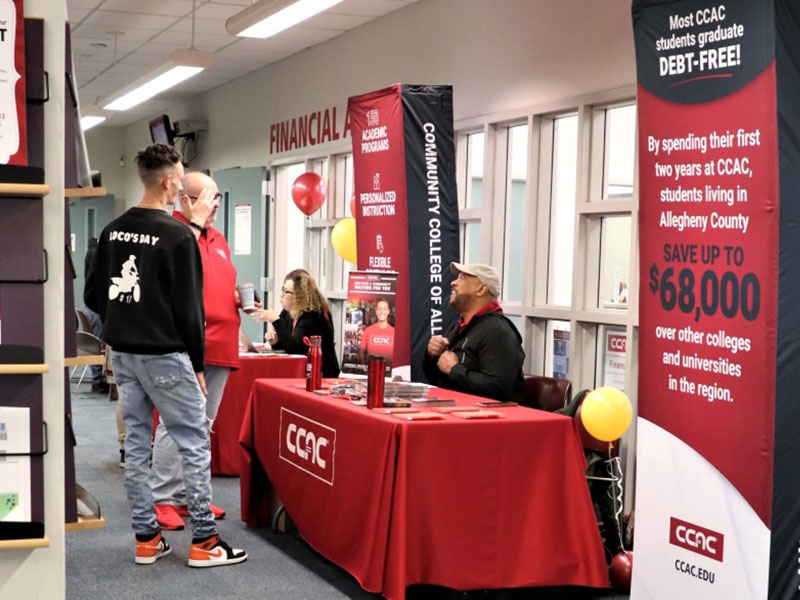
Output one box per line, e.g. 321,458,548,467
86,0,635,206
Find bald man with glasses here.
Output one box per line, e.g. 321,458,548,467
149,171,253,532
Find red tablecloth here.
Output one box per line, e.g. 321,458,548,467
239,379,609,599
210,355,305,475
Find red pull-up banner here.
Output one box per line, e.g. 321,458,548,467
347,84,459,381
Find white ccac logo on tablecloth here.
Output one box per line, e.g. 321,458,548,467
279,407,336,485
0,0,20,164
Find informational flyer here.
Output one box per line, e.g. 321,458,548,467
602,328,626,391
0,0,26,165
552,329,569,380
0,406,31,522
234,203,251,255
341,271,397,376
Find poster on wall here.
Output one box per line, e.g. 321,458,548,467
234,203,251,255
552,329,569,380
602,328,626,390
347,84,460,382
341,271,397,376
0,0,26,165
0,406,31,522
632,1,800,598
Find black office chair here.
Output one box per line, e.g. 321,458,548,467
75,307,94,334
72,331,104,391
521,374,572,412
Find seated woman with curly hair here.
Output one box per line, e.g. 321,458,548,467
255,269,340,377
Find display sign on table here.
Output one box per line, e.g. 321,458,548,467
632,1,800,598
341,270,397,376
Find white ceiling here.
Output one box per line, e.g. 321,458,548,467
67,0,420,127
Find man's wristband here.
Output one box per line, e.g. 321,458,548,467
188,220,204,232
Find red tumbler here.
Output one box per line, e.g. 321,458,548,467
367,355,386,408
304,335,323,391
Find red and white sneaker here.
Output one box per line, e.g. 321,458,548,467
154,504,185,530
176,503,226,519
135,531,171,565
187,535,247,568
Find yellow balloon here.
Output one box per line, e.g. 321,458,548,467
580,387,633,442
331,217,357,263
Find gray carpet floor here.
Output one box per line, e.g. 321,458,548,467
66,383,629,600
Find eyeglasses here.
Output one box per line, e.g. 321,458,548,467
281,287,294,295
187,193,223,202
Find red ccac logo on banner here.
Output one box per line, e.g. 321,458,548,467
279,408,336,485
669,517,725,562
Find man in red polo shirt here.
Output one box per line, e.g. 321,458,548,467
423,262,525,403
150,171,244,530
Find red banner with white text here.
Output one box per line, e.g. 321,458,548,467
347,85,459,381
632,1,800,598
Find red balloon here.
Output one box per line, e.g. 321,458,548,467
349,192,356,216
292,172,327,215
610,551,633,592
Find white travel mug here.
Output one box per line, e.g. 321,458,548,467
237,282,255,312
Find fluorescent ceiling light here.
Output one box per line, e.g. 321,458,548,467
80,105,112,131
226,0,344,39
98,49,214,112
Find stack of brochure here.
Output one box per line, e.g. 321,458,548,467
383,381,430,399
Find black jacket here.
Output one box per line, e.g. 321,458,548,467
84,208,206,372
272,309,340,377
422,311,525,403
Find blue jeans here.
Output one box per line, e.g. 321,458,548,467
112,351,216,538
150,365,230,505
84,306,104,384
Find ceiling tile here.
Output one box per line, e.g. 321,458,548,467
68,0,107,8
204,0,254,6
195,3,245,20
149,28,233,52
214,42,290,65
67,7,92,23
167,17,231,36
118,53,169,67
97,0,195,17
129,41,191,57
81,10,180,31
71,23,160,43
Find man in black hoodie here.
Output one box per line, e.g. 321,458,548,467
423,262,525,403
85,143,247,568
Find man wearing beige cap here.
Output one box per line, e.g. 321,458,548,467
423,262,525,402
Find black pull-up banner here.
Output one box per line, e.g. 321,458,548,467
347,84,459,382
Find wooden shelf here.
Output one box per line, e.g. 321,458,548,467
0,536,50,550
0,183,49,198
65,355,104,367
65,186,107,198
0,364,49,374
65,515,105,532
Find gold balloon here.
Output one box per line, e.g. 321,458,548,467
580,387,633,442
331,217,357,263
